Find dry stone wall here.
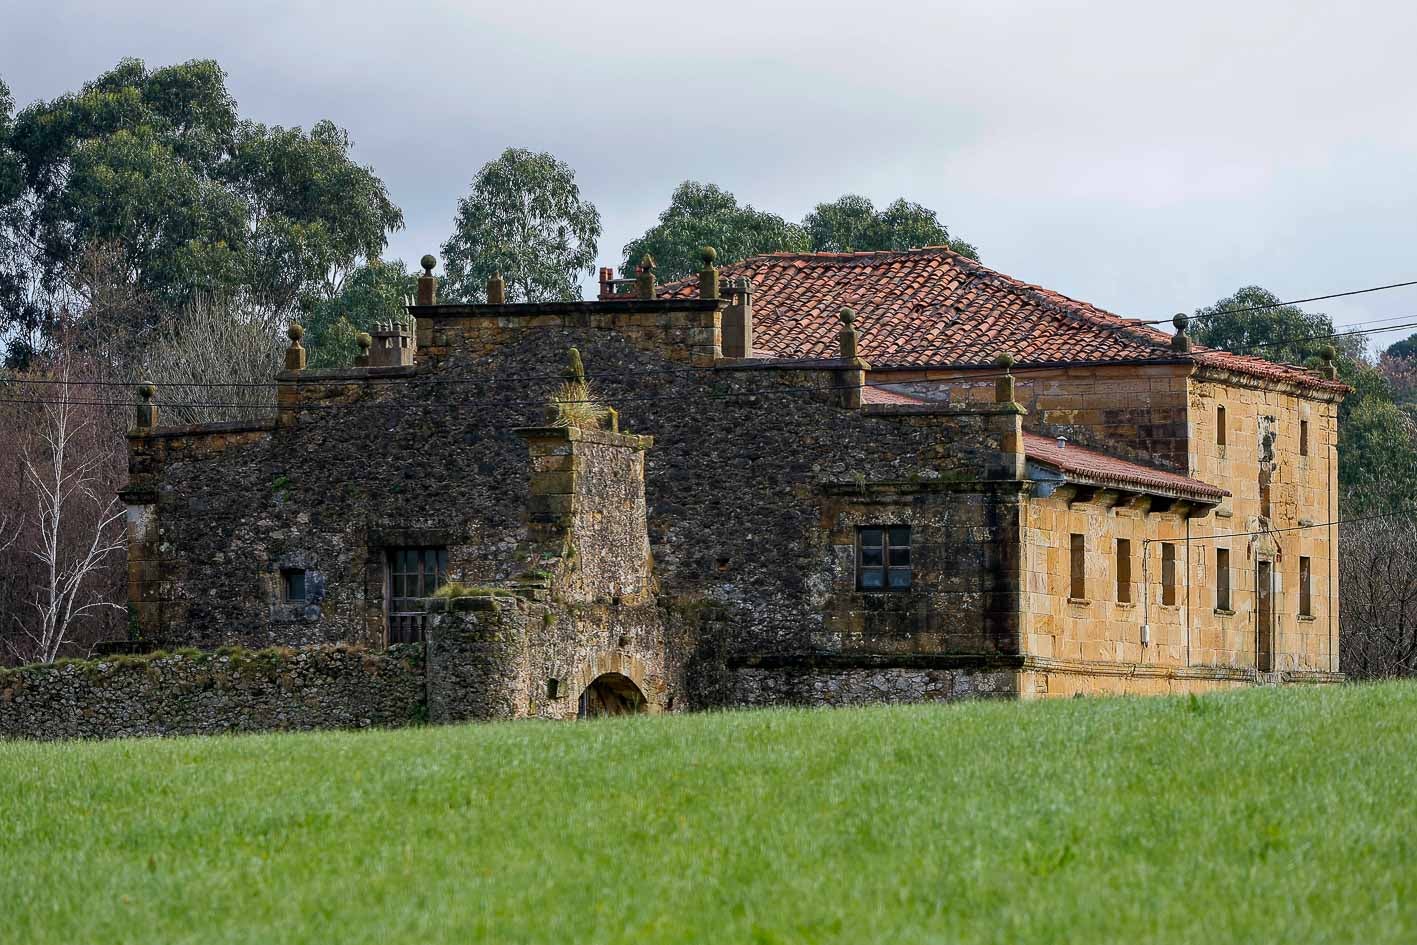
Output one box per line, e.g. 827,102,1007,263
0,644,425,741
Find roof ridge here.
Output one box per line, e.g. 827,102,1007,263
646,248,1347,392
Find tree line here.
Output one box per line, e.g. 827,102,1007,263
1,57,1414,677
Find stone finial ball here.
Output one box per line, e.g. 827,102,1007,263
993,352,1015,369
421,254,437,274
1322,344,1337,362
838,306,856,324
288,323,305,342
356,332,373,351
1172,312,1189,331
701,245,717,265
138,382,157,399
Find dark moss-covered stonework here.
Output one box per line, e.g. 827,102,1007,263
0,644,424,741
117,297,1029,716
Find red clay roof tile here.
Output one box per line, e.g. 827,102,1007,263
661,247,1346,393
1023,432,1228,502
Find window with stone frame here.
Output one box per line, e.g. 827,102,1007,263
1161,542,1178,606
1116,538,1132,603
281,568,307,603
1216,548,1231,611
387,547,448,643
1299,556,1313,617
857,526,911,591
1070,534,1086,600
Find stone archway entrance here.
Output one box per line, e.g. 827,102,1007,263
577,672,647,718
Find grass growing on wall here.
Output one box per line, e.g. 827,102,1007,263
4,683,1417,944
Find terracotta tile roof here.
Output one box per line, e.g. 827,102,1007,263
1023,432,1228,502
661,247,1346,393
860,385,929,406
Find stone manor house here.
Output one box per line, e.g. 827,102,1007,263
73,240,1342,728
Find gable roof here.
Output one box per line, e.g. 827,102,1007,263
661,247,1347,393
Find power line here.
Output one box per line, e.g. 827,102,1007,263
1139,279,1417,325
1143,504,1417,550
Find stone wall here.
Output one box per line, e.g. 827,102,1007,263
0,644,425,741
1186,372,1340,673
123,303,1025,713
423,594,668,722
729,661,1020,707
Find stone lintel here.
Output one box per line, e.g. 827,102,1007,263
728,652,1026,672
123,418,277,440
711,356,874,373
1022,655,1344,685
819,479,1030,498
864,401,1027,418
408,298,725,318
275,365,421,384
512,425,653,451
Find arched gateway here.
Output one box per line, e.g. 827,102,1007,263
577,672,647,718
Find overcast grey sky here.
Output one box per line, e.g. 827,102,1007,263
6,0,1417,342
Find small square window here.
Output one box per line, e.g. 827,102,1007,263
282,568,307,603
857,526,911,591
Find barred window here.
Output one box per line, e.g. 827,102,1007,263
387,548,448,643
857,526,911,591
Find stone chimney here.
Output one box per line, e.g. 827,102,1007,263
370,320,415,368
722,276,754,357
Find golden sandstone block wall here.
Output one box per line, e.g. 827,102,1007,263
875,362,1342,695
1186,378,1339,674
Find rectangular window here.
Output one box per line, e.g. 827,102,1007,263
1300,419,1310,457
1217,405,1227,447
1216,548,1231,611
1300,556,1312,616
1161,542,1178,606
1116,538,1132,603
282,568,307,603
857,526,911,590
1070,533,1086,599
387,547,448,643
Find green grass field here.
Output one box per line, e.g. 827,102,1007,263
4,683,1416,944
